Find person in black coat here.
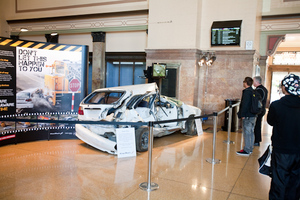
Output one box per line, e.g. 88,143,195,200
253,76,268,146
236,77,257,156
267,73,300,200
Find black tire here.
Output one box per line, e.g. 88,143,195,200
135,127,149,152
186,116,197,135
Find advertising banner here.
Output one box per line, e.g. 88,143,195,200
0,37,88,145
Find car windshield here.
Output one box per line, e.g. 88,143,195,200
163,96,183,107
84,91,125,104
126,93,157,109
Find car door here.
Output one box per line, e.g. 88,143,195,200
155,96,178,127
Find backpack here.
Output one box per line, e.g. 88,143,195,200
251,90,263,114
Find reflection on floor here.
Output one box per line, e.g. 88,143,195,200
0,121,272,200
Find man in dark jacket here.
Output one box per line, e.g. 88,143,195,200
267,73,300,200
253,76,268,146
237,77,257,156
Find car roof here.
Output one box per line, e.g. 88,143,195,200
93,83,158,96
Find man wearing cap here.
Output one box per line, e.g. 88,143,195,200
267,74,300,200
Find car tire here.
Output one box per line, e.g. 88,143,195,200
135,127,149,152
186,115,197,135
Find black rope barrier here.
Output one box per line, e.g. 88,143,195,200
0,113,214,127
0,112,215,192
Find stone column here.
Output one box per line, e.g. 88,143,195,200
45,34,59,43
10,35,19,40
91,32,106,91
259,56,267,84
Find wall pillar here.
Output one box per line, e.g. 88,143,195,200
259,56,268,84
91,32,106,91
45,34,59,43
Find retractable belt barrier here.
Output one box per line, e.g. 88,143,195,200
220,102,240,144
0,104,238,192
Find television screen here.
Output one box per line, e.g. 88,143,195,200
211,20,242,46
152,63,166,78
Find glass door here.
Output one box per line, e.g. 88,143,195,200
270,71,300,103
106,61,146,87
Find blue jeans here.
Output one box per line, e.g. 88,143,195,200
242,117,256,153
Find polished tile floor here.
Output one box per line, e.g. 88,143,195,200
0,121,272,200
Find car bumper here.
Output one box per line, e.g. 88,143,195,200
75,124,117,154
17,103,34,109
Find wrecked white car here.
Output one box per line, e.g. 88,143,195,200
75,83,201,154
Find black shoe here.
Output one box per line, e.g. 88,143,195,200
254,143,260,146
236,149,250,156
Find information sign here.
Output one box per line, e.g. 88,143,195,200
116,128,136,158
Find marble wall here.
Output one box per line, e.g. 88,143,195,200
146,49,201,106
146,49,259,125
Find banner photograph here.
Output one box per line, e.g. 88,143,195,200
0,37,88,145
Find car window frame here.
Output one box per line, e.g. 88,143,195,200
83,90,126,105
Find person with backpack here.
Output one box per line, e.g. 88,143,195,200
237,77,257,156
253,76,268,146
267,73,300,200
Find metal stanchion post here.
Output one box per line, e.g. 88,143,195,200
206,112,221,164
223,104,234,144
139,121,159,191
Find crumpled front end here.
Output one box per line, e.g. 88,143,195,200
75,124,118,154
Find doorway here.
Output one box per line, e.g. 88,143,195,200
105,52,146,87
270,71,300,103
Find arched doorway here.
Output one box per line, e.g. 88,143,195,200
265,34,300,105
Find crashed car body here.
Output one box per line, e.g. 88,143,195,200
16,90,34,109
75,83,201,154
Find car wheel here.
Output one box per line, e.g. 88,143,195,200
186,116,197,135
135,127,149,152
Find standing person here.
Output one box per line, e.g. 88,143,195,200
237,77,257,156
253,76,268,146
267,73,300,200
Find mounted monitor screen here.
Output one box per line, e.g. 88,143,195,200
211,20,242,46
152,63,166,78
